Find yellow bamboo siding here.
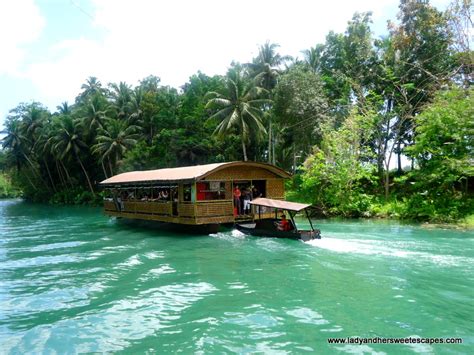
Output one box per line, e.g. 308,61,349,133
196,216,235,224
267,179,285,199
225,181,232,200
133,201,172,215
104,201,116,211
196,201,233,217
122,201,137,213
205,166,278,180
179,203,195,217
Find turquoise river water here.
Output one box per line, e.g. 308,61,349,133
0,199,473,354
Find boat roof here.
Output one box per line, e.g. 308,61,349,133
249,198,311,212
100,161,291,185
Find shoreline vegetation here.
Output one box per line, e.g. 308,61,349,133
1,0,472,225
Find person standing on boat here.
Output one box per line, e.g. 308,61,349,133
251,185,261,199
233,185,242,215
243,188,252,214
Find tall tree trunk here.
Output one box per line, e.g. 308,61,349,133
267,120,272,163
397,141,402,175
43,158,57,193
60,160,71,181
22,152,50,191
22,167,37,190
108,157,114,177
272,134,276,165
101,160,108,179
76,154,95,196
241,136,248,162
293,144,296,174
56,161,66,187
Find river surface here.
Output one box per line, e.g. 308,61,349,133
0,199,473,354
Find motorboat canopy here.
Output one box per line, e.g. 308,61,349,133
249,198,311,212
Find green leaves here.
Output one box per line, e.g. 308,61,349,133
205,68,268,160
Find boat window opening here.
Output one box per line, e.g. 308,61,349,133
196,181,226,201
183,184,192,202
252,180,266,198
126,188,136,200
152,187,160,200
136,188,144,201
104,188,113,200
138,187,152,201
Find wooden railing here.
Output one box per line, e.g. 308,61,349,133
196,201,233,217
178,203,195,217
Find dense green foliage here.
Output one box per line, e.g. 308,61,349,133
1,0,473,221
0,173,19,199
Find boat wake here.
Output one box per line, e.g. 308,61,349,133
305,237,472,268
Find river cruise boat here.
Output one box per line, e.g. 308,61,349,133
235,198,321,241
100,161,320,239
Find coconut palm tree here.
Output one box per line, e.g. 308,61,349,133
92,118,140,176
247,42,290,91
206,68,268,161
79,94,110,132
79,76,104,101
52,116,95,195
57,102,72,115
301,45,324,72
108,81,132,120
34,125,57,192
128,87,144,125
246,42,290,164
1,119,42,189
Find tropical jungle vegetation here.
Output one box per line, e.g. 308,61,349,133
1,0,472,223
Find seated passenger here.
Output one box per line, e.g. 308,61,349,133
276,214,292,231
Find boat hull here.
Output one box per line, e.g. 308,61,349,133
235,222,320,241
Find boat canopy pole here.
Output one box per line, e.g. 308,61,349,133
305,209,315,231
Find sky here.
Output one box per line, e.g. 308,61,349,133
0,0,452,130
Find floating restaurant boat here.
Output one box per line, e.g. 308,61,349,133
99,161,320,239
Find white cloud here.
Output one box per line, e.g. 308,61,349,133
0,0,45,76
22,0,452,111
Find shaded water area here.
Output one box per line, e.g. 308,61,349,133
0,199,473,353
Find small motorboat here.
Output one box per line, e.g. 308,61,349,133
235,198,321,241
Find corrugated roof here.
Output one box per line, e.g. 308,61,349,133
249,197,311,212
100,162,290,185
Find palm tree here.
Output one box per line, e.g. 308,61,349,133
78,76,104,101
92,118,140,175
301,45,324,72
52,116,95,195
246,42,290,164
80,94,110,132
57,102,72,115
206,68,268,161
1,119,39,189
247,42,290,91
20,103,47,139
128,87,144,125
108,81,132,120
34,125,57,192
